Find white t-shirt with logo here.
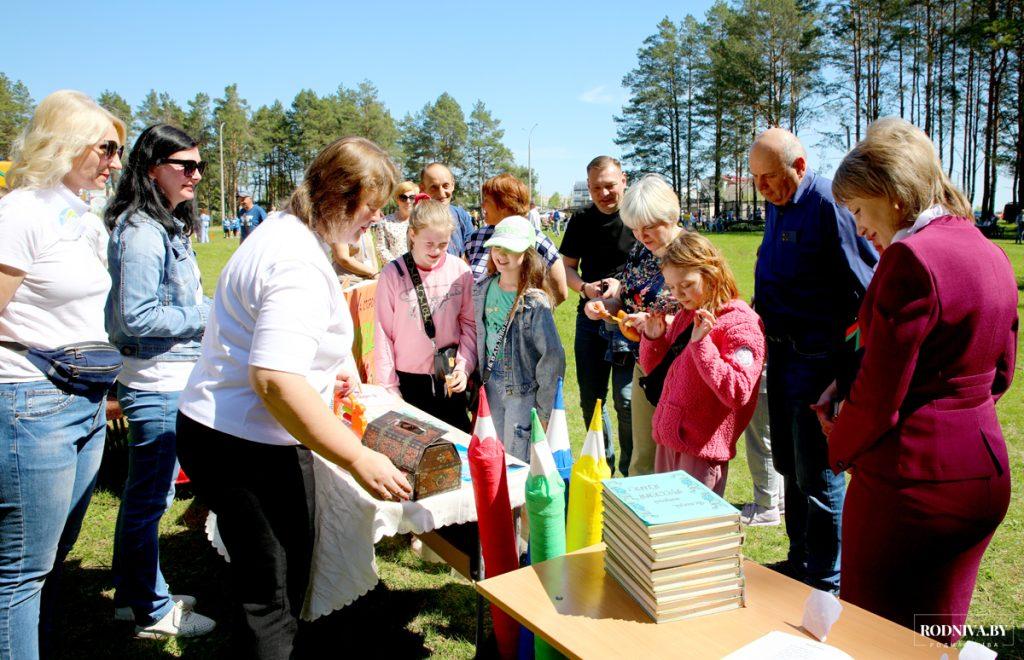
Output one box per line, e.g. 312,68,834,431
0,185,112,382
178,212,354,446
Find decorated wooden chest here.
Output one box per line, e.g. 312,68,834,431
361,411,461,500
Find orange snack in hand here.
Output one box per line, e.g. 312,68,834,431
616,310,641,342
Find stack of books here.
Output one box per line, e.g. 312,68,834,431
602,471,745,623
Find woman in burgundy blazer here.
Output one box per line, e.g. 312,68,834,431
820,118,1017,645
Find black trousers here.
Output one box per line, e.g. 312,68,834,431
176,413,315,660
396,370,472,432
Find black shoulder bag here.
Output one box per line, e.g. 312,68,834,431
637,322,694,405
400,253,460,396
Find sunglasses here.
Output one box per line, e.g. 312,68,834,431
159,158,207,177
397,194,417,202
98,140,124,160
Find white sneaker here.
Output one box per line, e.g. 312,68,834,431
115,594,196,622
740,503,781,527
134,600,216,639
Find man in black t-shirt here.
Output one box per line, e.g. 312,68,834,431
560,156,638,475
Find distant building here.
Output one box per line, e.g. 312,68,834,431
569,181,590,210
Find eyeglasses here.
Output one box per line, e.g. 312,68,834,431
397,194,417,202
158,158,207,177
98,140,124,160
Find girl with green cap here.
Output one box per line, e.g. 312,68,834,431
472,215,566,462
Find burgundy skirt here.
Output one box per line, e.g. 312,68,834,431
840,466,1010,645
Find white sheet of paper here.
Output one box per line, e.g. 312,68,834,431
802,589,844,641
723,631,853,659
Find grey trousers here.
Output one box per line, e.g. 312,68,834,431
744,368,784,509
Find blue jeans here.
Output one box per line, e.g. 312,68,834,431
112,385,179,625
0,381,105,660
483,361,535,464
574,308,633,476
766,340,846,593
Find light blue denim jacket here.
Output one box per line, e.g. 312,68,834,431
105,211,210,361
473,277,565,421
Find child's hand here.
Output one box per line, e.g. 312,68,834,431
631,312,667,340
690,309,716,343
445,369,468,395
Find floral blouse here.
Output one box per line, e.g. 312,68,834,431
620,242,679,316
373,214,410,265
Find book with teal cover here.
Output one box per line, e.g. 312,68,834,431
602,471,738,527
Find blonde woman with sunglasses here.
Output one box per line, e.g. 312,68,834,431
0,90,125,659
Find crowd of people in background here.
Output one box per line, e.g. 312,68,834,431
0,88,1016,659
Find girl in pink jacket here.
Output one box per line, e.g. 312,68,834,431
629,233,765,495
374,198,477,431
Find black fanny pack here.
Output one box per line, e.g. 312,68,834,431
2,340,123,397
637,323,693,405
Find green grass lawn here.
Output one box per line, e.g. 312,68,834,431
58,230,1023,658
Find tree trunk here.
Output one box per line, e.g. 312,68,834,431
714,103,723,218
962,0,976,196
853,3,863,140
898,15,906,118
947,0,958,176
1016,29,1024,207
936,2,945,160
925,0,934,135
911,9,920,126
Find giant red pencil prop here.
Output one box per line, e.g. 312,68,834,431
468,388,520,658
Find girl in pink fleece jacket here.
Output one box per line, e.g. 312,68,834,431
629,233,765,495
374,199,477,431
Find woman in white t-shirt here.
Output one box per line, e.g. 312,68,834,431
0,90,125,660
176,136,411,658
103,124,216,638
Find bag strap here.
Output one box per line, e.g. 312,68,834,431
0,340,28,356
402,252,436,341
481,292,522,385
665,321,695,358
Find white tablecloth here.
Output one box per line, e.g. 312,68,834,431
206,385,528,620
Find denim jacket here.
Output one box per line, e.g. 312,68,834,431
473,277,565,420
105,211,210,361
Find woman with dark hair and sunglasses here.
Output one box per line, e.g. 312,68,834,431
103,124,216,639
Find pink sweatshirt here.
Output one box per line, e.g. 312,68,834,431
374,254,477,395
640,299,765,462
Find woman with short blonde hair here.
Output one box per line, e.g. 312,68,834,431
820,118,1016,644
833,117,971,239
373,181,418,264
177,136,410,656
585,173,684,476
0,89,125,658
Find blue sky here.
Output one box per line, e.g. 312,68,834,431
4,0,1011,207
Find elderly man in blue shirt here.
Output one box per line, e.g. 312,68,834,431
750,128,877,594
419,162,476,258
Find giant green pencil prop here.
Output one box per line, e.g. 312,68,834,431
525,407,566,660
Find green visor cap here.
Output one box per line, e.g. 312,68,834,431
484,215,536,253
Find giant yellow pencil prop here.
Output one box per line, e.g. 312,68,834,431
565,399,612,552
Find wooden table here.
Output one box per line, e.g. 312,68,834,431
476,544,955,659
